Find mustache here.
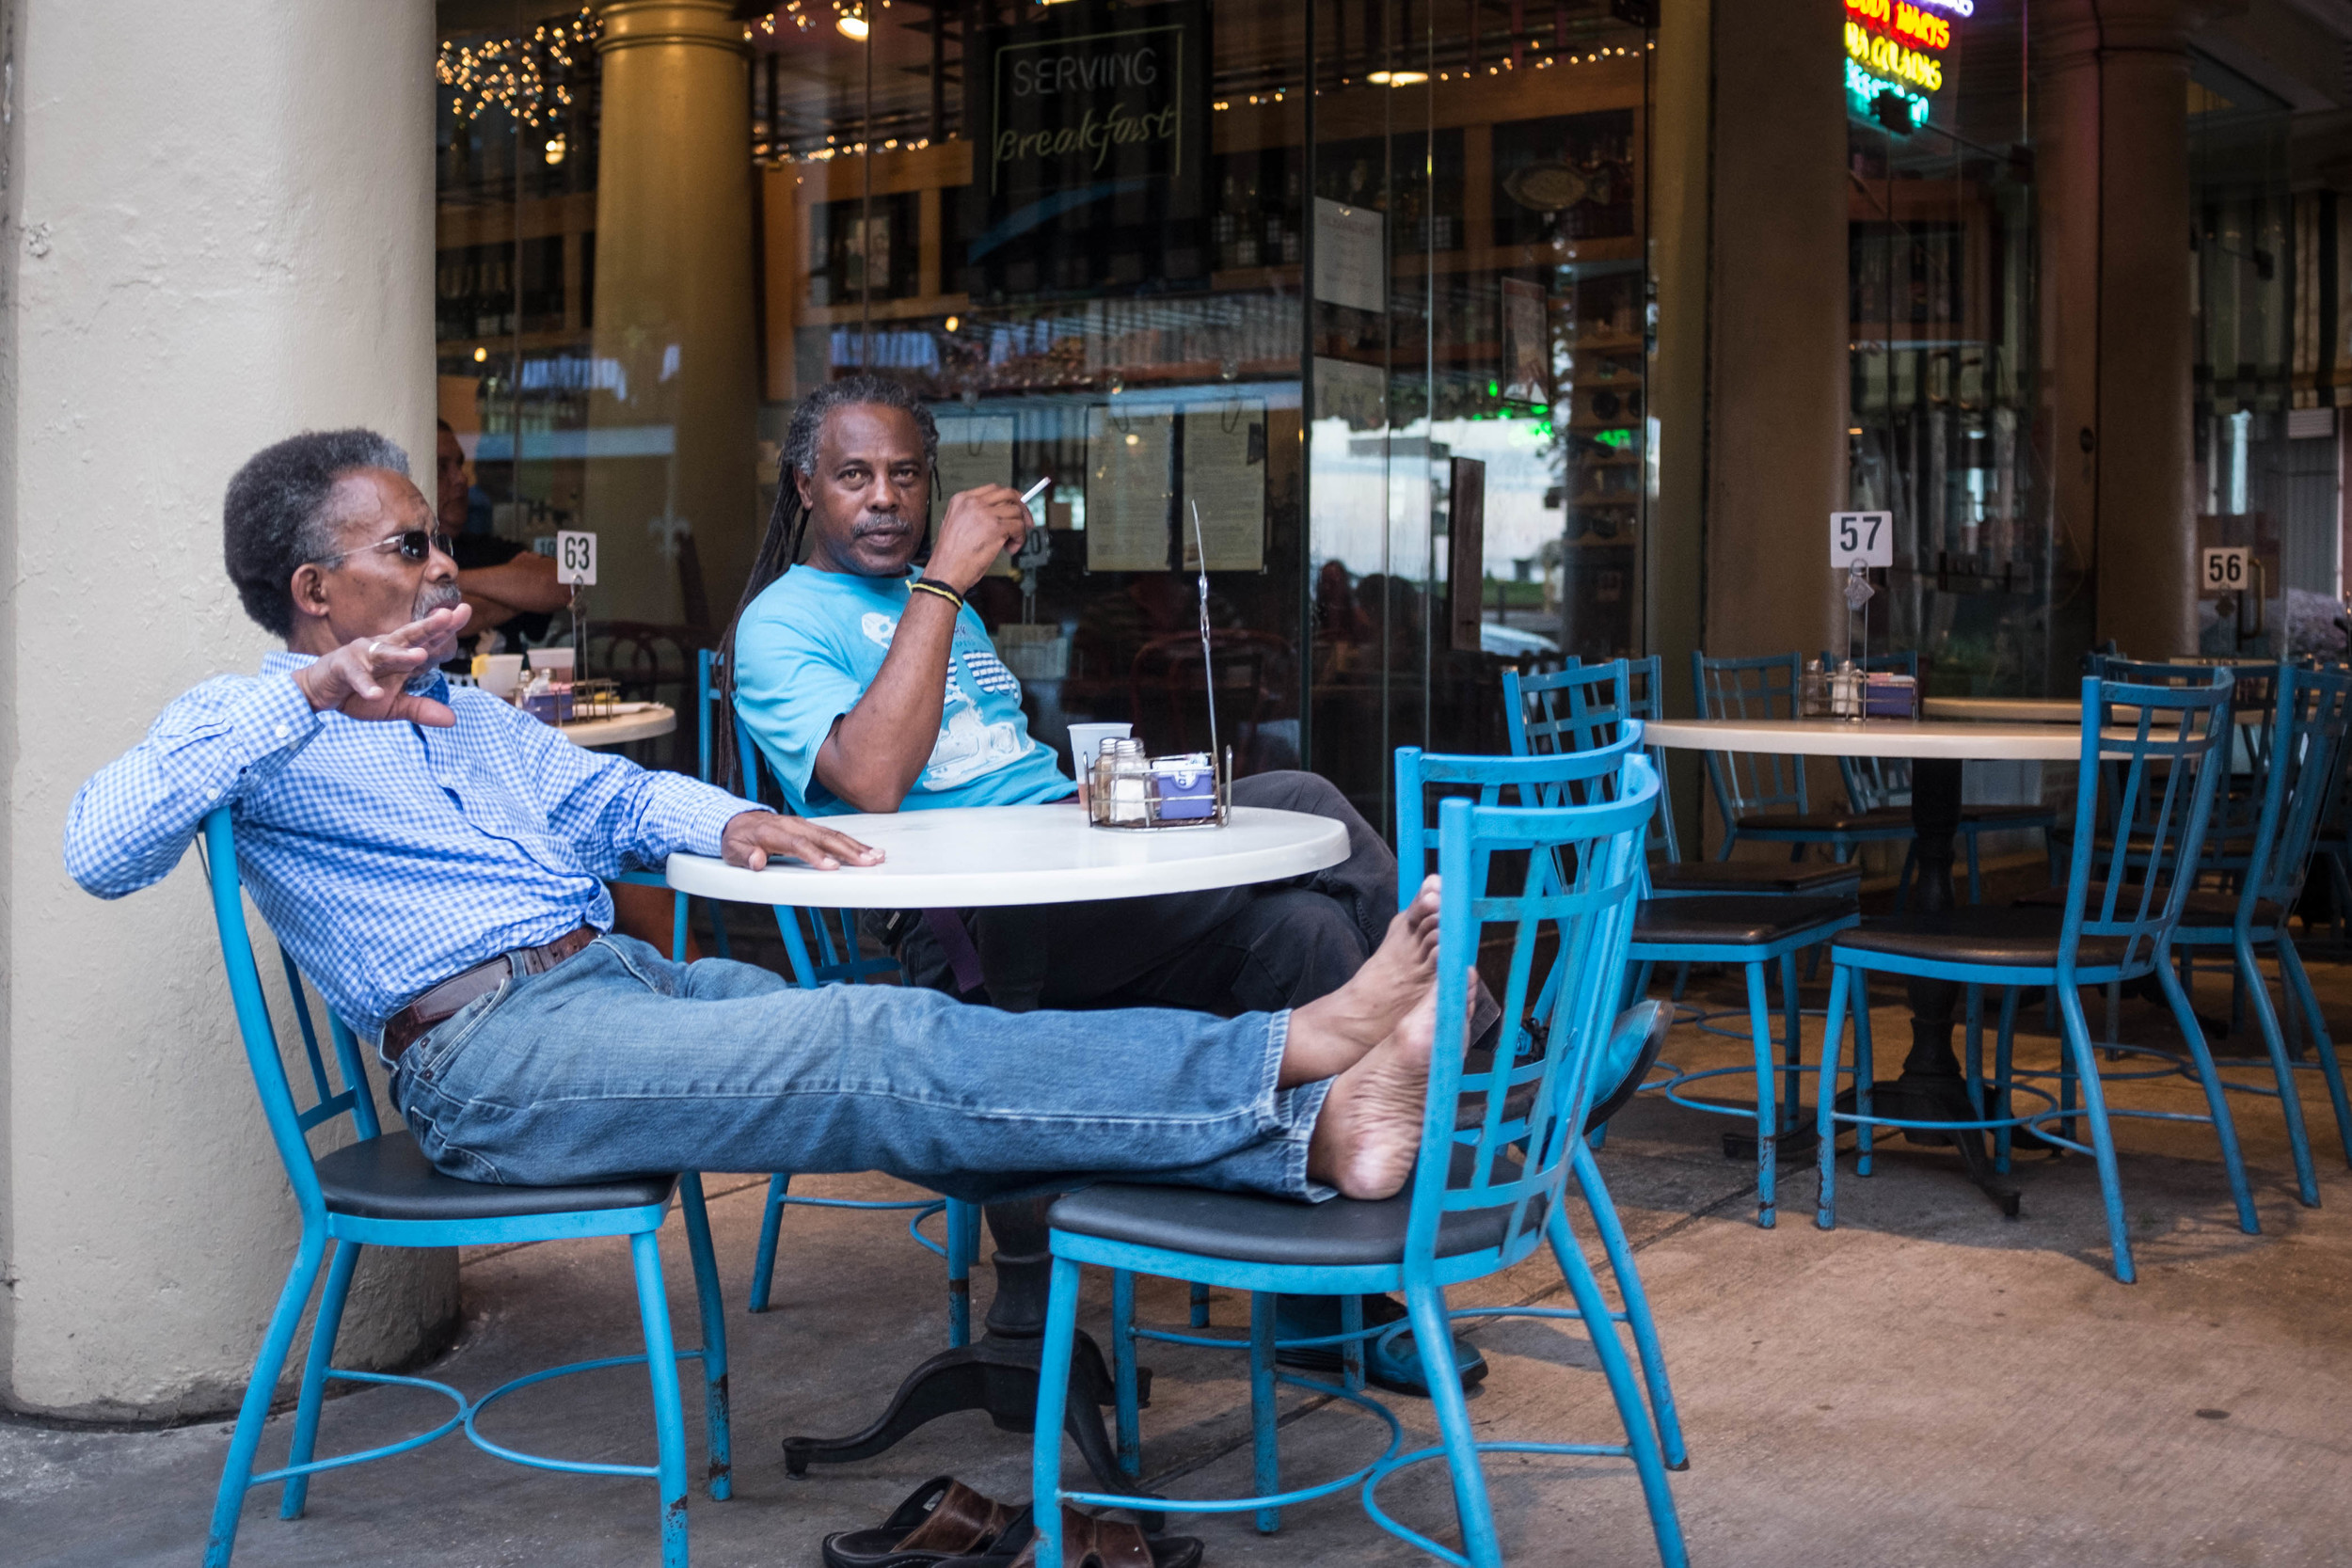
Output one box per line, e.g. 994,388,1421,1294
414,580,466,617
851,513,914,538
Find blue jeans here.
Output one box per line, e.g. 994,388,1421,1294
389,934,1331,1206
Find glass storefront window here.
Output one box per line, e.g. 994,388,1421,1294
435,1,1657,826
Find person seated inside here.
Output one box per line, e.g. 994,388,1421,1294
723,376,1498,1392
65,429,1450,1225
433,419,570,654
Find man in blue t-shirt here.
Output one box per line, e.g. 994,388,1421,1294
727,383,1503,1395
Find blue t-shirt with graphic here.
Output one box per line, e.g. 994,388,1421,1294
733,566,1074,816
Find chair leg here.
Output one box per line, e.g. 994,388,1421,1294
2237,938,2319,1206
2278,936,2352,1167
1571,1143,1687,1469
1994,988,2020,1173
628,1229,692,1568
1340,1293,1365,1393
1963,986,1986,1121
1742,961,1778,1227
1189,1280,1212,1328
1405,1281,1503,1568
676,1175,734,1499
2051,986,2138,1283
747,1173,791,1312
1248,1291,1280,1533
1851,972,1876,1177
1815,965,1851,1231
1032,1258,1085,1568
705,897,733,960
2155,959,2260,1234
278,1238,361,1519
670,892,691,962
948,1199,979,1348
1778,951,1803,1136
1111,1270,1141,1480
1542,1210,1691,1568
207,1231,327,1567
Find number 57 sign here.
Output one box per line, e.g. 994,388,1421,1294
1830,511,1894,570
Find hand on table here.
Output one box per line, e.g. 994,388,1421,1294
721,812,884,872
291,605,473,726
926,484,1034,594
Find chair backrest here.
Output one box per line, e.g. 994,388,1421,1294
1690,651,1808,820
2236,662,2352,921
199,808,381,1225
2055,668,2235,973
1395,728,1644,887
2097,657,2278,863
1402,752,1657,1282
698,648,898,990
1503,656,1684,862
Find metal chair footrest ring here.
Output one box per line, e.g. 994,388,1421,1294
1060,1371,1403,1516
1363,1440,1639,1568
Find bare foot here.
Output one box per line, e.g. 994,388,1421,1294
1306,969,1471,1200
1282,877,1441,1085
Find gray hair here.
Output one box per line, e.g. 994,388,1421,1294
223,429,410,637
780,374,939,483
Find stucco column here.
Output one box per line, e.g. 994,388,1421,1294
0,2,454,1418
586,0,759,629
1701,0,1850,664
2035,0,2201,657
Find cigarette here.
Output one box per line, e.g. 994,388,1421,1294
1020,476,1053,505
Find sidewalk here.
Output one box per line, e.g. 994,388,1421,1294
9,952,2352,1567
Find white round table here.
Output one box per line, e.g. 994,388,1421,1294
1643,715,2085,761
1919,695,2079,723
665,802,1349,908
557,704,677,749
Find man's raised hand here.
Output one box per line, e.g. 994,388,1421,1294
927,483,1034,594
292,606,473,726
721,811,884,872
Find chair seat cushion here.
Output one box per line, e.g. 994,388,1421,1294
315,1132,677,1223
1048,1149,1538,1269
1836,906,2135,970
1736,807,1915,838
1650,860,1862,895
2013,883,2283,929
1633,895,1857,947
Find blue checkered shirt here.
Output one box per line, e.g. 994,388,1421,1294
64,651,758,1038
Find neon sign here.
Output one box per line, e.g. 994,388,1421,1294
1843,0,1958,132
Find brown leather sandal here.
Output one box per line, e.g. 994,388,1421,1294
934,1506,1202,1568
821,1477,1023,1568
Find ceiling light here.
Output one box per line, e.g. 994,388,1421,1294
836,12,867,39
1366,69,1429,86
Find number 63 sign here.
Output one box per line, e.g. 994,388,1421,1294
555,530,597,587
1830,511,1893,570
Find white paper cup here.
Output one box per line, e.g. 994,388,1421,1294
478,654,525,699
1067,722,1133,806
526,646,575,674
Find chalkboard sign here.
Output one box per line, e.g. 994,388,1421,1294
964,0,1210,303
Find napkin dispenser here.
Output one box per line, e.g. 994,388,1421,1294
1863,673,1919,720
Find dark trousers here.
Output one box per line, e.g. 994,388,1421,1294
898,771,1397,1017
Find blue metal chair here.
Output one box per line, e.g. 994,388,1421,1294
1514,660,1858,1227
196,809,730,1567
1690,650,1915,866
703,650,980,1329
1028,752,1686,1568
1506,657,1863,899
1815,669,2255,1283
2052,663,2352,1204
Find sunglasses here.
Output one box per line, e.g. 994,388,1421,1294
312,529,455,568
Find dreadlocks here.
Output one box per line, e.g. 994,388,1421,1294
715,376,942,791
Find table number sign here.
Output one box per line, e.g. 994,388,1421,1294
555,530,597,587
1830,511,1894,570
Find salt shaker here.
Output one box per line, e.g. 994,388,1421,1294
1830,659,1863,721
1801,657,1829,718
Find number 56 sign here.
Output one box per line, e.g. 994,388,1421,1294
1830,511,1894,570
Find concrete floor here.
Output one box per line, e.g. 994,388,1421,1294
11,911,2352,1566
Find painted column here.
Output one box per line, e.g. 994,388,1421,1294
2036,0,2201,657
1702,0,1851,665
0,1,454,1418
585,0,759,629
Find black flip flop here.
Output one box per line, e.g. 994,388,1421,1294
821,1476,1023,1568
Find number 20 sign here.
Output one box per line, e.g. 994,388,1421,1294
1830,511,1894,570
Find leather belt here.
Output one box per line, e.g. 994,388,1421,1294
382,925,597,1063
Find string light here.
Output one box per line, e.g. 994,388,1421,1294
437,8,596,129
